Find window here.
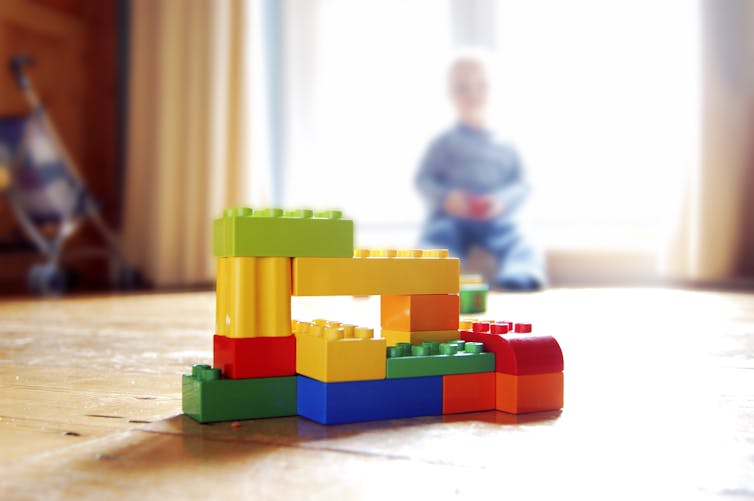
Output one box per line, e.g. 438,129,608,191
279,0,452,246
257,0,701,277
494,0,700,252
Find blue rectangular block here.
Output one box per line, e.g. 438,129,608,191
297,375,443,424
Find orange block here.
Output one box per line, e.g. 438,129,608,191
495,372,563,414
442,372,495,414
381,294,459,331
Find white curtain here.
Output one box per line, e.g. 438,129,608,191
124,0,269,287
666,0,754,283
279,0,452,240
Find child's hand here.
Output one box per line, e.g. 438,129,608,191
443,190,469,218
482,197,504,219
467,195,503,220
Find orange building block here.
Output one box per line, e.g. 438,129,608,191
381,294,459,331
495,372,563,414
381,329,460,347
442,372,495,414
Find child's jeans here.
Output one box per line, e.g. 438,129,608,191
419,213,546,289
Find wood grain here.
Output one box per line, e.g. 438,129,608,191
0,289,752,498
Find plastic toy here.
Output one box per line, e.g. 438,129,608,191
183,365,296,423
385,340,494,378
459,274,489,314
182,206,564,425
381,294,459,331
215,256,291,338
495,372,564,414
460,321,563,374
460,320,564,413
292,252,459,296
294,321,386,382
213,335,296,379
443,372,496,414
297,375,442,425
381,329,460,347
213,207,354,257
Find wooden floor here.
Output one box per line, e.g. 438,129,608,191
0,288,753,499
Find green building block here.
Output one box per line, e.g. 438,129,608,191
385,341,495,378
460,283,489,314
182,364,297,423
213,207,354,258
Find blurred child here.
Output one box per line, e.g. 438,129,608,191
416,52,546,290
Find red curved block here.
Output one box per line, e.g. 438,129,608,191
461,328,563,375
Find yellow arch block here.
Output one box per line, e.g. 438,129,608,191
292,254,459,296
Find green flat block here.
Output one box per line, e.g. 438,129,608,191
385,341,495,378
182,364,297,423
213,207,354,257
460,283,489,314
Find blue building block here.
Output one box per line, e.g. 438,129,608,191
296,375,442,424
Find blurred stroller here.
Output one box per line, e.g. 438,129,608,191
0,55,138,295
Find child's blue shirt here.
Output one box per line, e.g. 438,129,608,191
416,123,528,217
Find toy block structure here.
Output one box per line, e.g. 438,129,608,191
381,294,459,331
495,372,563,414
213,335,295,379
297,375,442,425
183,365,297,423
460,320,564,413
215,256,291,338
380,293,461,346
292,250,459,296
385,340,494,378
381,329,460,347
443,372,496,414
213,207,353,257
459,274,489,314
293,320,386,382
182,206,565,425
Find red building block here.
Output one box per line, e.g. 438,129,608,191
442,372,495,414
213,334,296,379
461,322,563,375
495,372,563,414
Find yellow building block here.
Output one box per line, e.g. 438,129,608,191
292,250,459,296
381,329,461,347
294,320,386,382
258,257,291,337
216,256,291,337
216,257,230,336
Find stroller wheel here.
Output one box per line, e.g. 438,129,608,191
28,263,67,296
116,265,141,290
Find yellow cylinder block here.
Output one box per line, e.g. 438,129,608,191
257,257,292,337
215,257,230,336
220,256,292,338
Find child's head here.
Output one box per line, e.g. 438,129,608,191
447,51,491,127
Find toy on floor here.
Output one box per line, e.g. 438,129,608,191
459,274,489,314
1,54,139,295
182,207,563,425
